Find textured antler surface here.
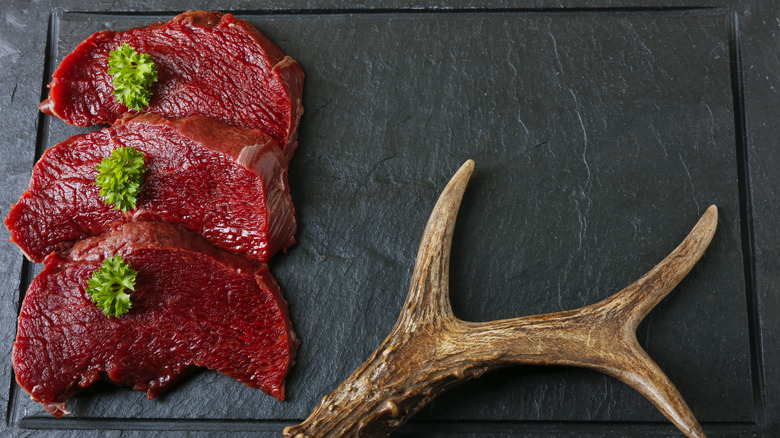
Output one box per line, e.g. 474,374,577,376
284,160,716,438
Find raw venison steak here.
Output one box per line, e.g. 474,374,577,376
39,11,304,163
13,221,298,417
5,113,296,263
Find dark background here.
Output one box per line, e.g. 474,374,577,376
1,1,777,436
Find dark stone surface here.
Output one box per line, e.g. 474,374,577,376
1,1,777,436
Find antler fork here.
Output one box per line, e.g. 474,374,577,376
284,160,716,438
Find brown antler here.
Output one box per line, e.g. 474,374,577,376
284,160,716,438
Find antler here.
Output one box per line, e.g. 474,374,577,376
284,160,716,438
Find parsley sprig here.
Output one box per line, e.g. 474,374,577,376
95,145,146,211
107,43,158,110
86,254,137,318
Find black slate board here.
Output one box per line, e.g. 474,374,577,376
1,1,778,437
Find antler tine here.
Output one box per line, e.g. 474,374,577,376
596,204,718,330
395,159,474,330
600,342,707,438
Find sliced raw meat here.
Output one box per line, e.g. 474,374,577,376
39,11,304,163
12,221,298,417
5,113,296,263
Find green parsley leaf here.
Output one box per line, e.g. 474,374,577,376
94,145,146,211
85,254,137,318
107,43,158,110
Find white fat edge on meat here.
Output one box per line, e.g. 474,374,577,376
237,141,273,169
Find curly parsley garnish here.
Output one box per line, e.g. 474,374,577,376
107,43,158,110
86,254,137,318
95,145,146,211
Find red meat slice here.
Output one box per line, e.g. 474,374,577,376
5,113,296,263
39,11,304,163
12,221,298,417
